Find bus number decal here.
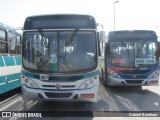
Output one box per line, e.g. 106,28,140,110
51,54,57,63
135,59,156,64
40,74,49,80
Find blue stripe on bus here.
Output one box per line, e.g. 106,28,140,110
22,70,99,80
0,76,5,84
15,56,21,65
7,73,20,82
0,73,21,84
0,80,21,94
3,56,15,66
0,56,4,67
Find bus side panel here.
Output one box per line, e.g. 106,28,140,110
0,78,21,94
15,56,21,65
0,56,21,94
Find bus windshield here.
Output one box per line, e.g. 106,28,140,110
22,30,97,73
109,41,157,67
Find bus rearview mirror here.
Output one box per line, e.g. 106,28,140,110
100,31,106,42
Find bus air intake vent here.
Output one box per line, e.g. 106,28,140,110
125,80,144,84
45,92,72,98
42,85,75,88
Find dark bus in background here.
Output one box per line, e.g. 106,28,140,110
101,30,159,86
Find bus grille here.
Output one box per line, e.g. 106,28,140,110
42,85,75,88
45,92,72,98
125,80,144,84
121,70,149,74
120,70,149,79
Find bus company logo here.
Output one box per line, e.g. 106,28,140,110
55,84,61,89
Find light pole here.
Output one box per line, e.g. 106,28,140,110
114,1,119,30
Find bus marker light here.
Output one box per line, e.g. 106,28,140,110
81,93,94,98
21,75,26,79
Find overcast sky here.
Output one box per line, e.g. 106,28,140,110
0,0,160,35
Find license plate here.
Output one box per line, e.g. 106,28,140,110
81,93,94,98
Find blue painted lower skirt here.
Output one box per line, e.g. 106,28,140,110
0,73,21,94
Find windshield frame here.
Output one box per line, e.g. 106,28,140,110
22,29,98,74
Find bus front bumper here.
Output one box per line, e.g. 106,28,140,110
22,85,98,102
107,75,159,86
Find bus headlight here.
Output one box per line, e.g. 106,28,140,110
25,78,29,83
108,69,121,78
148,70,159,78
24,78,39,88
79,79,95,89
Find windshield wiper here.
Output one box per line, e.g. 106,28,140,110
66,28,79,46
38,29,48,47
137,40,148,51
120,41,130,54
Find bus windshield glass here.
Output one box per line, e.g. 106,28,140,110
109,41,157,67
22,31,97,72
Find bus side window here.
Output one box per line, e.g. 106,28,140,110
16,35,22,55
8,32,16,54
0,29,7,54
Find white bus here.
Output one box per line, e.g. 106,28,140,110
21,14,105,102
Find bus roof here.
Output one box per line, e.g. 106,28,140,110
23,14,97,30
0,22,5,28
108,30,157,41
0,21,15,31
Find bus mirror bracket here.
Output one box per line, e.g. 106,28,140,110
16,27,23,33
